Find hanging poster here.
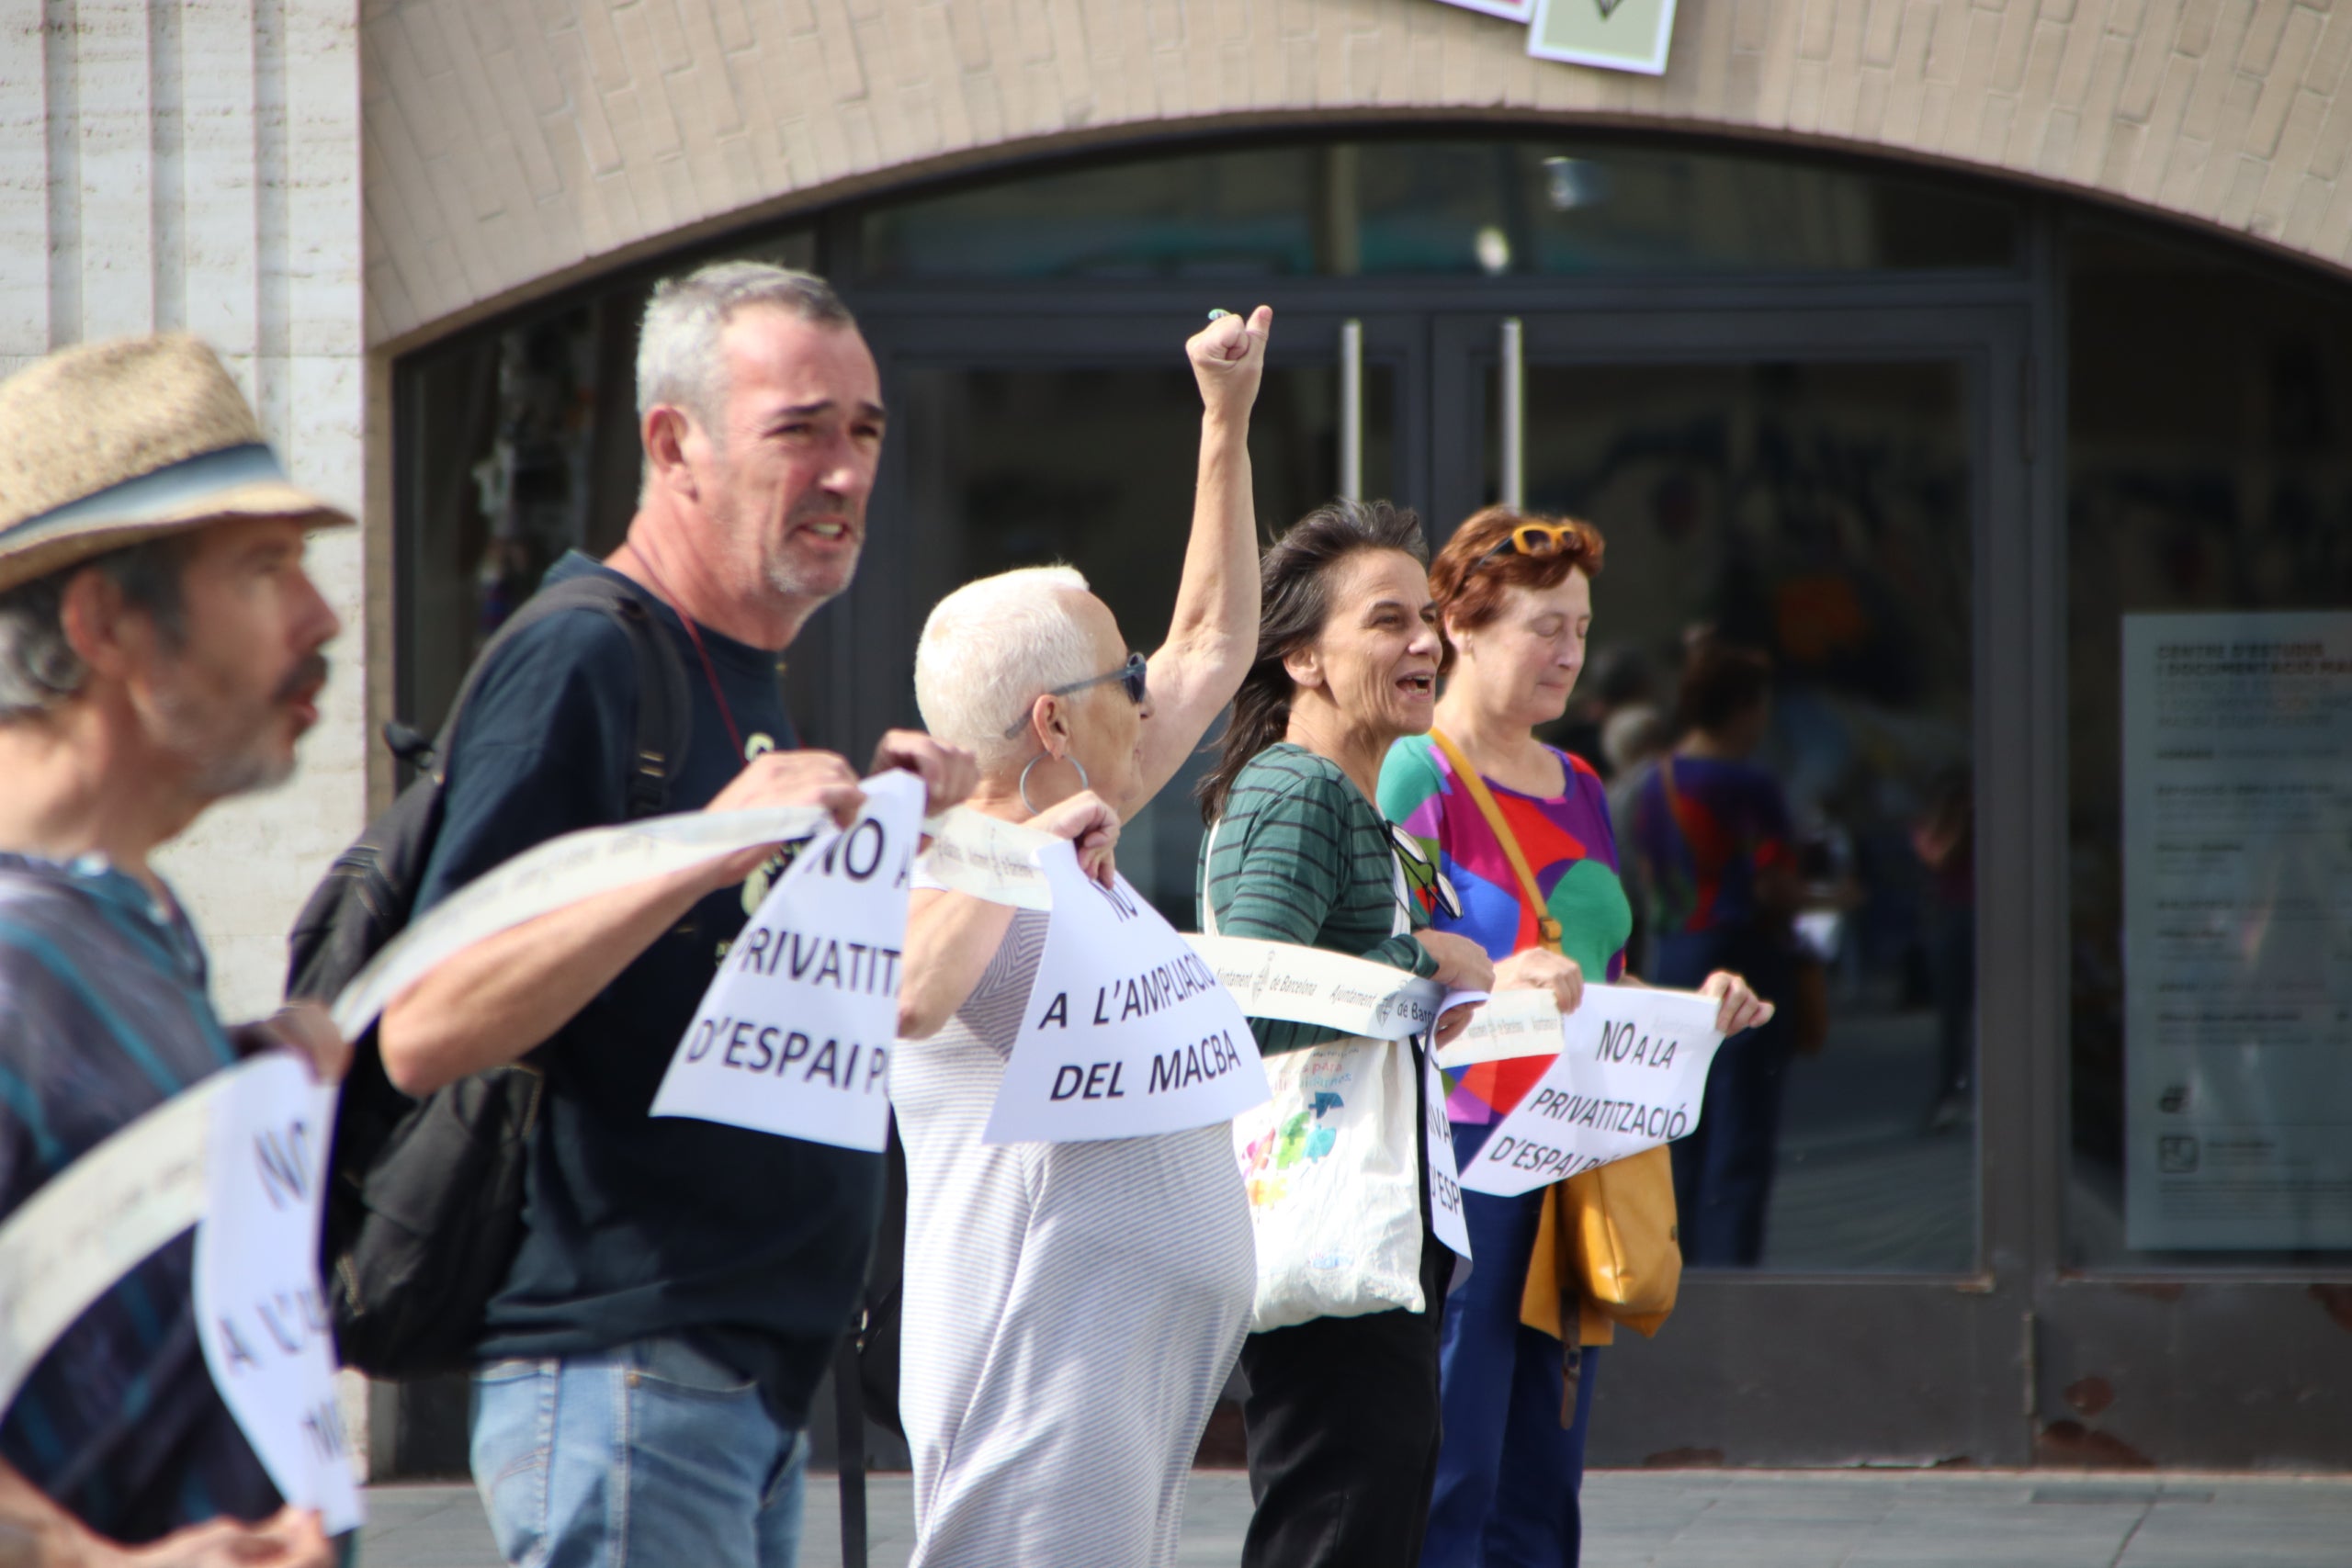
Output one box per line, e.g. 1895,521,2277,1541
1529,0,1677,76
2121,612,2352,1250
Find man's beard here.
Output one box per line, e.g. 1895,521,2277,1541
153,651,329,799
764,520,863,604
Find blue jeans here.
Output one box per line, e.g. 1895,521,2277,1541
1421,1122,1603,1568
470,1337,808,1568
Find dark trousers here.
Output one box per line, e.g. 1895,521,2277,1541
1239,1230,1455,1568
1657,928,1794,1268
1421,1128,1603,1568
1928,900,1976,1097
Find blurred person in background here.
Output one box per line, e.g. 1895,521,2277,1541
1543,643,1655,776
1629,638,1804,1267
1601,702,1671,977
1913,765,1975,1133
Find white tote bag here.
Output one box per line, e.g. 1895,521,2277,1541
1207,821,1428,1331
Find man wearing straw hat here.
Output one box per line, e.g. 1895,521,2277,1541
0,334,347,1564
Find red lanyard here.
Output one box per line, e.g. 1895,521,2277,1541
621,540,745,759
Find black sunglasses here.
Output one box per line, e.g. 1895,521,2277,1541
1387,820,1464,921
1002,651,1149,739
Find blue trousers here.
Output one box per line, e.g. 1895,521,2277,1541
470,1336,808,1568
1420,1122,1602,1568
1655,928,1794,1268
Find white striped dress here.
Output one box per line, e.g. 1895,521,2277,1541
893,908,1257,1567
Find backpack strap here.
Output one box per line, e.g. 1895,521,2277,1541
1429,729,1564,951
425,571,692,818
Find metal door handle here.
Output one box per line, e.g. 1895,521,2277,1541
1340,319,1363,502
1500,317,1524,511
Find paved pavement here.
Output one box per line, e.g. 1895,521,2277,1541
358,1467,2352,1566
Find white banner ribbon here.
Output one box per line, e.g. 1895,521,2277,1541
328,805,834,1041
916,807,1057,909
0,1070,225,1418
1182,933,1446,1041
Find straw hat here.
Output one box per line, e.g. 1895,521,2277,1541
0,333,353,595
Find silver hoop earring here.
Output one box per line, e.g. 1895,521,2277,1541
1019,752,1091,814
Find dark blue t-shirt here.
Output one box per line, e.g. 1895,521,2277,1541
412,553,883,1427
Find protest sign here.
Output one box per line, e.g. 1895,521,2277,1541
192,1053,362,1533
651,771,924,1150
985,843,1270,1144
1458,983,1723,1198
1421,1038,1473,1264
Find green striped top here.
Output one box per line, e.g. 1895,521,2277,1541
1197,741,1440,1055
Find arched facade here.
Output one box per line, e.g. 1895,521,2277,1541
363,0,2352,348
356,0,2352,1477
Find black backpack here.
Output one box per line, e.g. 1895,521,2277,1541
288,572,688,1379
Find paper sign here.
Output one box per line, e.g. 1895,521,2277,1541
650,772,923,1150
1421,1039,1473,1264
1458,984,1724,1198
192,1053,361,1533
985,845,1271,1144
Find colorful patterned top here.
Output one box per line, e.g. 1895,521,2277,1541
1626,754,1792,936
0,854,281,1542
1378,736,1633,1131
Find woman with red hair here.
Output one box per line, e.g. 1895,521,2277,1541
1379,507,1770,1567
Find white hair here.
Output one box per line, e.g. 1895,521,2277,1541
915,566,1097,769
635,260,854,437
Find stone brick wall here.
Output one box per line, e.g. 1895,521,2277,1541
364,0,2352,346
0,0,367,1024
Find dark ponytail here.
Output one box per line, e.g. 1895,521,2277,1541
1196,498,1430,824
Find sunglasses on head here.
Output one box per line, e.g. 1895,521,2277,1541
1003,651,1150,739
1464,522,1582,577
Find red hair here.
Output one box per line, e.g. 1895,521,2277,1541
1428,506,1605,637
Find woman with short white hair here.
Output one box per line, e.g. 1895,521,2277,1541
890,306,1273,1568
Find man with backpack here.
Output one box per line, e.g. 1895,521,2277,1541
0,334,347,1565
369,263,974,1568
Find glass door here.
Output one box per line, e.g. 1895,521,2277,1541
1432,307,2038,1463
847,309,1420,929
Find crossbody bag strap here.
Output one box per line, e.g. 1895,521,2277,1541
1429,729,1563,951
1660,752,1763,871
432,574,690,818
1201,818,1222,938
